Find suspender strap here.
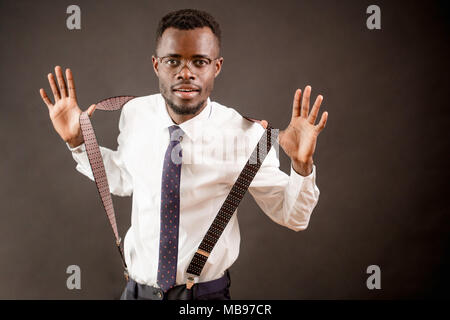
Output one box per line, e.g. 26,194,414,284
79,95,138,280
78,96,279,284
186,118,279,287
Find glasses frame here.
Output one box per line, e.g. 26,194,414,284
155,55,221,75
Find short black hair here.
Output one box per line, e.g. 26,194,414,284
156,9,221,49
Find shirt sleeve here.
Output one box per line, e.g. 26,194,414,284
65,108,133,197
248,145,320,232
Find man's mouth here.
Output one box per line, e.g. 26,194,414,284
172,86,200,99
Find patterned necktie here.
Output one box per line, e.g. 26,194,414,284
157,125,184,292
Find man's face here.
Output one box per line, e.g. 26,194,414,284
152,27,223,116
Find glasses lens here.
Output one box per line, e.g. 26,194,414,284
160,57,213,75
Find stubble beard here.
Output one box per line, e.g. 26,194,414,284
164,96,205,115
160,84,204,115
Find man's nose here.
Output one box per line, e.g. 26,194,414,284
176,63,196,80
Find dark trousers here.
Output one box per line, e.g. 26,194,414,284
120,270,231,300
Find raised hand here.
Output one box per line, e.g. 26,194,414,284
39,66,96,148
277,86,328,176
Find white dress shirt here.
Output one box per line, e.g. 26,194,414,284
66,93,320,287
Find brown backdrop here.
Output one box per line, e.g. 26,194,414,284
0,0,449,299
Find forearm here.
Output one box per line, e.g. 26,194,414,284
248,144,320,231
66,143,133,197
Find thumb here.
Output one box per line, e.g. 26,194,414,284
260,120,268,129
87,104,97,117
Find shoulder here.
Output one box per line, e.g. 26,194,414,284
209,100,266,136
118,93,164,123
121,93,160,114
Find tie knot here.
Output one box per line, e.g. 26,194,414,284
169,125,185,143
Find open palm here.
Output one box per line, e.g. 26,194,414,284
279,86,328,164
260,85,328,176
39,66,96,146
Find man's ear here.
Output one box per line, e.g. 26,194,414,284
214,57,224,78
152,55,159,76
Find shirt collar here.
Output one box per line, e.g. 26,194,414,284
157,94,212,142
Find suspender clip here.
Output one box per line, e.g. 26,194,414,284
196,248,210,257
186,275,195,290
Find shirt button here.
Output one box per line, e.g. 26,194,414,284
154,290,163,299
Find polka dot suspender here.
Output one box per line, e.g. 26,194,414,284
80,95,138,280
185,116,278,289
79,96,279,284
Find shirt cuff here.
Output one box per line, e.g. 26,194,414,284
66,142,86,153
288,163,316,196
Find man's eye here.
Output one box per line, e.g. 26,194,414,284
193,59,209,67
165,59,180,66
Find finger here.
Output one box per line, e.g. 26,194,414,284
39,88,53,110
260,120,268,129
301,85,311,118
47,73,61,101
66,68,77,100
316,111,328,132
87,104,97,117
308,95,323,125
291,89,301,119
55,65,68,98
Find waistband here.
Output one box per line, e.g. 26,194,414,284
125,270,230,300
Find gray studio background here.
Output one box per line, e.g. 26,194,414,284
0,0,449,299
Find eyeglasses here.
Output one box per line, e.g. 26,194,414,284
155,55,220,75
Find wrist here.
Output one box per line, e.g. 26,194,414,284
292,157,313,177
66,134,84,148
